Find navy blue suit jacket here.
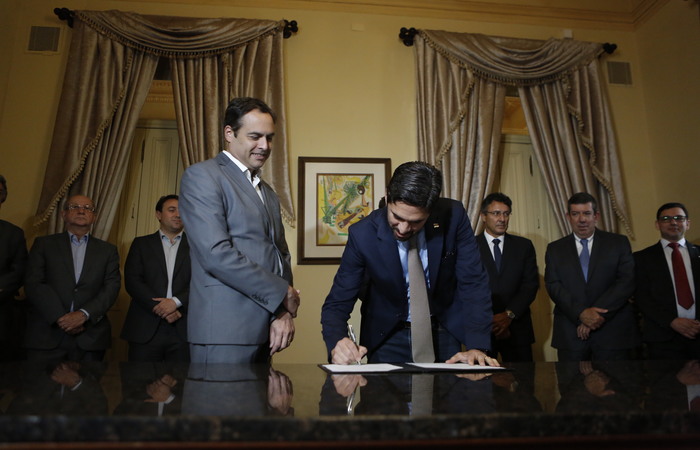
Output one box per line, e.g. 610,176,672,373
545,229,638,351
321,198,492,356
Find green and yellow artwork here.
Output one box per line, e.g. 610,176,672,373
316,173,373,246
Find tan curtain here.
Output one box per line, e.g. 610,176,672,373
414,30,632,236
414,34,506,228
171,30,293,224
35,11,294,238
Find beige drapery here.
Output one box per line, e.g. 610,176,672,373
35,10,294,238
414,30,632,236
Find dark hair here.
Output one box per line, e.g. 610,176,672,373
0,174,6,204
156,194,179,212
656,202,689,220
385,161,442,210
480,192,512,214
567,192,598,213
223,97,276,135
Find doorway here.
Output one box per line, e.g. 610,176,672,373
107,120,183,361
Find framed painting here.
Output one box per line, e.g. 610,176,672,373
297,157,391,265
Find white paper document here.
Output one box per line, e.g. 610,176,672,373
321,364,403,373
406,362,505,371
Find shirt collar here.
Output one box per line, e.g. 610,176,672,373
159,230,183,243
661,237,687,248
484,230,505,243
574,231,595,243
223,151,261,184
68,231,89,244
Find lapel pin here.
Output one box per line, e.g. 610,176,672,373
433,223,440,228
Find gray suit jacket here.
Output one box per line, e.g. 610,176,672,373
24,232,120,351
179,152,292,346
545,229,638,351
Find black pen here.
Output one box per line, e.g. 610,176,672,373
347,324,361,365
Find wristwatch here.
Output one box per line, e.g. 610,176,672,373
505,310,515,320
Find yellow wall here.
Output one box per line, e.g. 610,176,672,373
1,0,697,363
635,0,700,236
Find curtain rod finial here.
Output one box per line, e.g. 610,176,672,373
54,7,74,28
283,20,298,39
603,43,617,54
399,27,417,46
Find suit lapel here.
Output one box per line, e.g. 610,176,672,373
216,153,272,232
565,234,587,284
477,234,498,279
689,243,700,287
587,230,603,282
174,233,188,275
649,242,676,307
148,232,168,278
375,210,405,296
260,183,278,237
425,213,444,295
80,237,100,285
59,232,77,284
499,233,513,273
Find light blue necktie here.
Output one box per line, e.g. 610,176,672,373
580,238,590,281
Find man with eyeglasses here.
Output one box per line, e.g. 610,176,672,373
545,192,638,361
24,194,120,362
476,193,539,362
634,203,700,360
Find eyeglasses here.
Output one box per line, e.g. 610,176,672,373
485,211,511,218
66,204,96,213
658,215,687,223
568,211,595,218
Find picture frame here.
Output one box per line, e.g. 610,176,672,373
297,157,391,265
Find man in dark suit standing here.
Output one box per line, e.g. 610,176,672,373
179,97,300,364
24,195,120,362
545,192,637,361
121,195,190,362
634,202,699,360
0,175,28,361
476,193,539,362
322,161,499,367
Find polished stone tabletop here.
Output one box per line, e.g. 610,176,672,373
1,359,700,444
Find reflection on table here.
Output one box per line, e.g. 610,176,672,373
0,360,699,445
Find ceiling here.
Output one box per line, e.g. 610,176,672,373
121,0,670,30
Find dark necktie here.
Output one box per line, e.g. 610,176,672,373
408,236,435,363
493,238,502,272
580,238,590,281
669,242,694,309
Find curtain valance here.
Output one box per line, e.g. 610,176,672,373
75,10,285,58
419,30,604,86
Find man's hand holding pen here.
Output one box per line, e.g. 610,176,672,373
331,337,368,364
331,327,368,365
